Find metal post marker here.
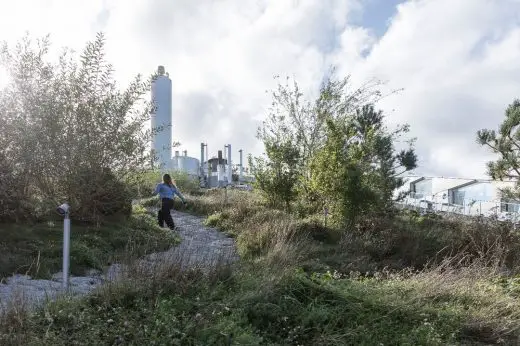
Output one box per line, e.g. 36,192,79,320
56,203,71,290
63,211,70,289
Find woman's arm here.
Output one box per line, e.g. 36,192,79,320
173,187,187,204
153,183,160,196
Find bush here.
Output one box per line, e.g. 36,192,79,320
0,33,157,223
71,168,133,222
0,153,27,222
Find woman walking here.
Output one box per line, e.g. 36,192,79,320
153,173,187,230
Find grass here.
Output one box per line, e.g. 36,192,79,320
4,256,519,345
3,189,520,344
0,206,179,280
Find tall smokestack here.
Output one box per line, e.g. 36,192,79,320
217,150,224,187
150,65,172,171
227,144,232,185
206,144,210,186
200,143,205,179
239,149,243,182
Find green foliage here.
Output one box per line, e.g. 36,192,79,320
248,140,300,210
242,271,462,345
5,261,516,345
0,32,162,222
4,191,520,345
0,152,28,222
477,98,520,198
309,105,417,225
250,70,417,225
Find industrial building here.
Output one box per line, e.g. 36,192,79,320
398,175,519,217
198,143,254,188
171,150,199,177
149,65,253,188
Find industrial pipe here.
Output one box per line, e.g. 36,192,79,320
227,144,232,185
200,142,205,180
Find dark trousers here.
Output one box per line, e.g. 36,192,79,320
158,198,175,229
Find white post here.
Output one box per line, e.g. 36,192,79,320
63,212,70,290
206,144,210,187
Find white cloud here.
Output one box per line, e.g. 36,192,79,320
1,0,520,178
342,0,520,178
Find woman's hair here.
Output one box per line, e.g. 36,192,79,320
162,173,173,186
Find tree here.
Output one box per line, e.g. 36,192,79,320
477,99,520,199
258,69,390,179
251,69,389,208
249,139,300,210
309,105,417,226
351,105,417,210
251,69,416,222
0,32,161,221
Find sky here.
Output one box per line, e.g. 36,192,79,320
1,0,520,179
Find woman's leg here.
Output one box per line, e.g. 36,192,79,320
162,198,175,230
157,209,164,227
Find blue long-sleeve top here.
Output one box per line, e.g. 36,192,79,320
153,183,186,202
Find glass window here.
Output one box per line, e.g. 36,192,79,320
501,201,520,213
411,179,432,199
450,182,494,206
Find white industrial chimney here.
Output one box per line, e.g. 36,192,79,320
227,144,232,185
217,150,224,187
239,149,243,182
200,142,205,179
150,65,172,170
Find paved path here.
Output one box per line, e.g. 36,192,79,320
0,211,237,313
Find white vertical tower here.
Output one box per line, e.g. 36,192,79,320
227,144,232,184
239,149,243,182
150,65,172,170
200,142,205,179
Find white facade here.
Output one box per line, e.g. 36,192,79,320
409,177,474,204
150,66,173,170
447,180,517,216
399,175,519,218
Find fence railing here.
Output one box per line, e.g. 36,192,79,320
396,194,520,224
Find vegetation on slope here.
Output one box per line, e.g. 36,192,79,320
0,207,178,280
4,190,520,345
